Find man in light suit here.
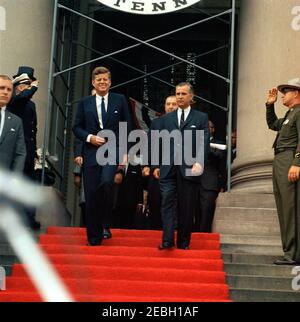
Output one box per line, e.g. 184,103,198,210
0,75,26,172
73,67,132,246
152,82,209,250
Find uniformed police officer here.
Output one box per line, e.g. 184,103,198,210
8,69,40,230
266,78,300,265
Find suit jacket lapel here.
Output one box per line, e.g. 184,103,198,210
171,111,179,129
90,95,98,121
0,111,12,145
105,92,114,128
181,108,194,130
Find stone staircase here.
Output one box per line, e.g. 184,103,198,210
214,193,300,302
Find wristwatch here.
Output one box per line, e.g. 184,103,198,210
295,152,300,159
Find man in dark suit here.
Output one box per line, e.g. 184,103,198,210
195,121,225,232
73,66,132,246
152,82,209,250
143,95,178,229
9,69,38,179
8,71,40,229
0,75,26,171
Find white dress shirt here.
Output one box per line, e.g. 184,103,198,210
87,93,109,143
177,106,191,127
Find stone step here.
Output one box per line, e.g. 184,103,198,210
225,263,296,277
230,288,300,302
214,220,280,236
222,242,282,255
217,193,276,208
214,207,278,222
222,253,280,265
227,275,296,291
221,235,281,246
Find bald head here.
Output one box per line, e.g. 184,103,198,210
164,95,177,114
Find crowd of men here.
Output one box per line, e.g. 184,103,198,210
2,64,300,264
72,66,228,249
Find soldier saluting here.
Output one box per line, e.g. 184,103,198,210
266,78,300,265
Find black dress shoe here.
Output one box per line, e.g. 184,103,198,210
177,245,190,250
158,242,174,250
274,258,297,265
103,228,112,239
30,220,41,231
86,240,102,246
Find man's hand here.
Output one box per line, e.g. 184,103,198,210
191,163,203,176
142,166,150,177
267,88,278,105
31,80,39,87
288,166,300,183
74,156,83,167
153,168,160,180
74,175,81,188
114,173,123,185
90,135,106,146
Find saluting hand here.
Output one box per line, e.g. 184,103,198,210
288,166,300,183
267,88,278,105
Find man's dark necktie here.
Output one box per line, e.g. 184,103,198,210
101,97,107,126
180,109,185,128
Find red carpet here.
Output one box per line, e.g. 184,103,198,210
0,227,231,302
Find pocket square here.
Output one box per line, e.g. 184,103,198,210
190,125,197,128
10,128,16,132
114,110,119,114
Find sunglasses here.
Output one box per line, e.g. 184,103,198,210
281,88,296,95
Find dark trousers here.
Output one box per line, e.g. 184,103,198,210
83,164,117,243
160,166,198,248
195,186,219,232
273,150,300,261
23,159,37,226
148,176,162,230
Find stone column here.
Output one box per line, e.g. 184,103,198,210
231,0,300,193
0,0,54,148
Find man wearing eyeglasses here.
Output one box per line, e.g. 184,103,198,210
266,78,300,265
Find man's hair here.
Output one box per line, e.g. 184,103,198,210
176,82,194,94
0,75,11,81
165,95,176,102
92,67,111,80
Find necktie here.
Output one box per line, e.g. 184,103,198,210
101,97,107,126
180,109,185,128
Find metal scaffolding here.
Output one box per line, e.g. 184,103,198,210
43,0,237,207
